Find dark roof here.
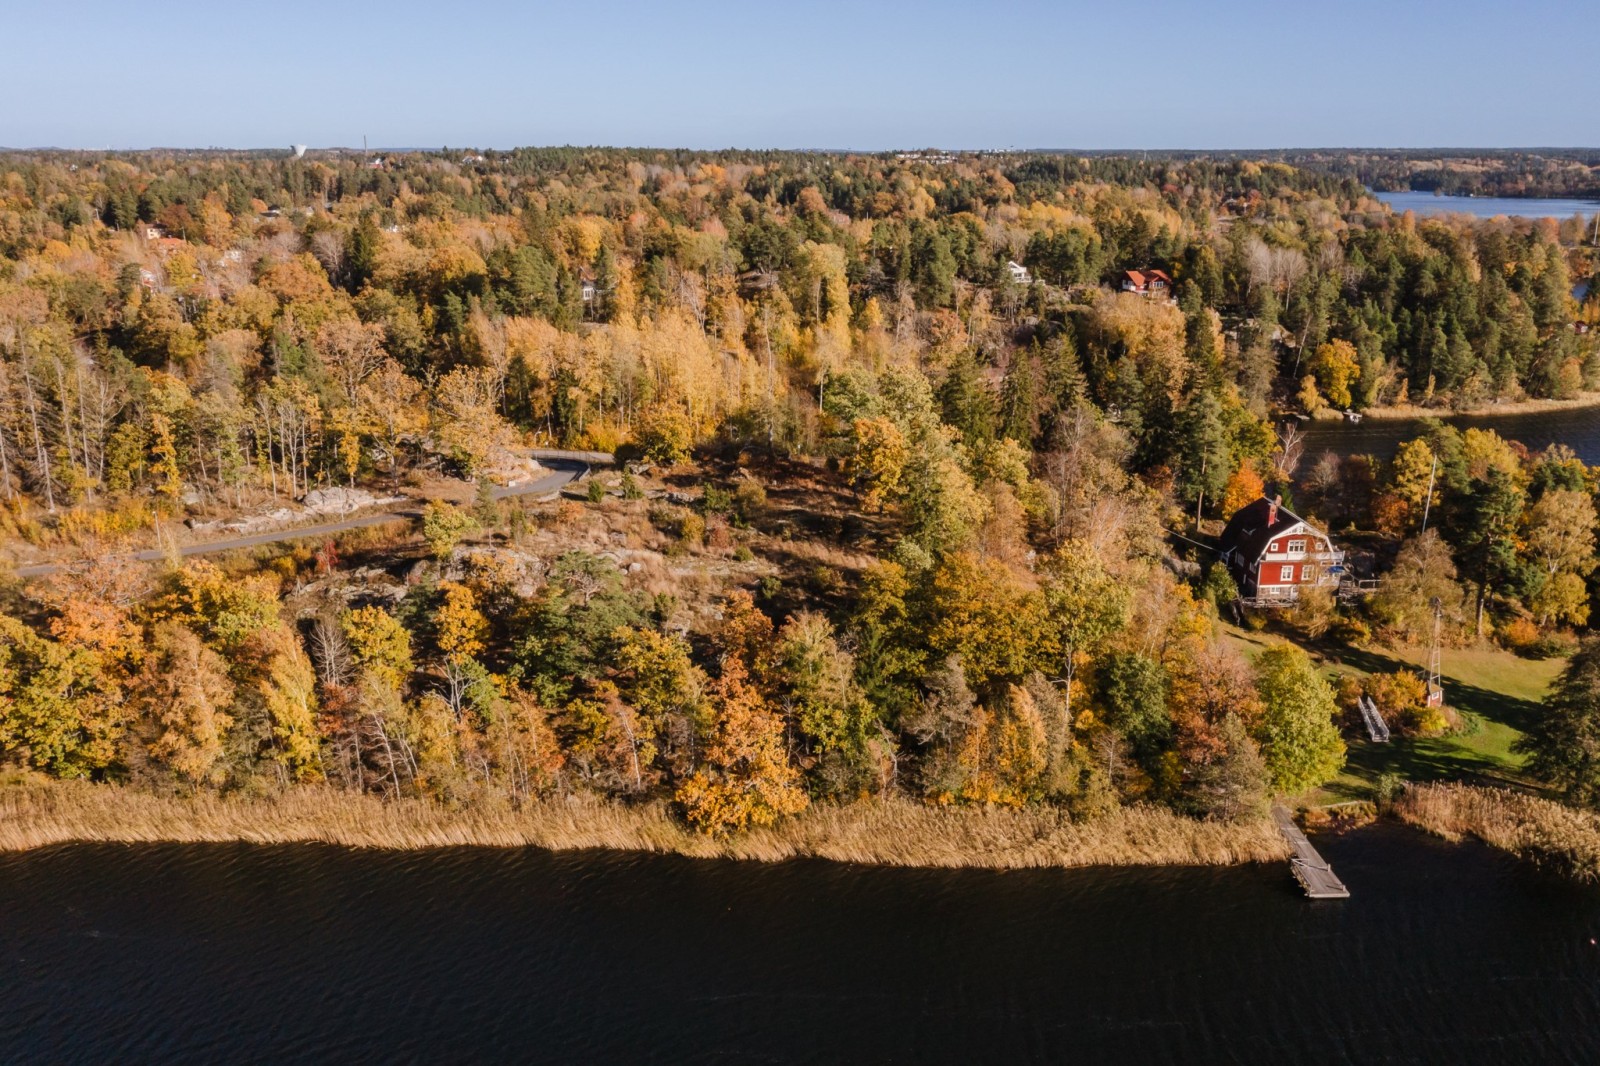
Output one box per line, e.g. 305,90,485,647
1218,496,1309,565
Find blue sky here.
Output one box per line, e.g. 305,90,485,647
3,0,1591,150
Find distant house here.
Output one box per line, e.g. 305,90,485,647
1121,268,1173,297
1218,495,1344,604
141,224,165,241
1006,260,1033,286
736,269,778,295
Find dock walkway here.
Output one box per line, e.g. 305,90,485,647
1357,695,1391,743
1272,805,1350,899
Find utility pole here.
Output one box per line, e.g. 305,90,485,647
1420,453,1438,533
1194,453,1207,533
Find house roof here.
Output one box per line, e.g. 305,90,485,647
1218,496,1314,565
1123,268,1172,289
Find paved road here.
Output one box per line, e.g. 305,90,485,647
13,458,592,579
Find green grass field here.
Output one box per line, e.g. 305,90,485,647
1220,622,1566,804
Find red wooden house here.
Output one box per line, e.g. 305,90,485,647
1217,495,1344,604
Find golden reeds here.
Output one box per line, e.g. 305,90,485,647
1395,782,1600,882
0,780,1288,869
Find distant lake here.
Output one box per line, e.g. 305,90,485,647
1375,190,1600,220
1300,403,1600,463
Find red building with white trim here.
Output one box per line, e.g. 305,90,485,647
1217,495,1344,604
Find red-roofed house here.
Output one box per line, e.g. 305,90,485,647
1121,269,1172,297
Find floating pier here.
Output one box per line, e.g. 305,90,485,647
1272,805,1350,899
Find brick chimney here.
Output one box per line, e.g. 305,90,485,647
1266,494,1281,526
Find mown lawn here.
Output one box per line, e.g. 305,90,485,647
1219,622,1566,803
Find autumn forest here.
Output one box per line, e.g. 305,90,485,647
2,146,1600,848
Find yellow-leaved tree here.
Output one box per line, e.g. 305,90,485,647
257,626,323,781
675,656,808,834
1222,461,1265,516
137,622,235,786
434,581,487,717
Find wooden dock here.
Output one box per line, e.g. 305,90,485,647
1272,805,1350,899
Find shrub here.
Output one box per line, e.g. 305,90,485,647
702,483,734,516
1533,631,1578,660
1499,616,1541,654
733,479,768,522
1374,772,1406,809
635,409,693,465
733,546,754,563
1333,614,1372,646
472,477,501,528
650,503,703,546
808,565,842,597
1362,670,1446,737
552,499,585,528
586,478,607,504
620,472,644,500
1199,563,1238,614
1288,583,1337,638
421,500,478,560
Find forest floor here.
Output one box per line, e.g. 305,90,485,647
1220,622,1565,807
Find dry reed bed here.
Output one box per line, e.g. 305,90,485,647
0,782,1289,869
1396,782,1600,882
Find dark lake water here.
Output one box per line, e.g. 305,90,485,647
2,824,1599,1064
1300,404,1600,464
1375,191,1600,220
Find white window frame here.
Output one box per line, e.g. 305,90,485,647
1287,537,1307,555
1302,564,1316,582
1279,565,1295,583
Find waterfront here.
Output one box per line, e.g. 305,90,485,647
1,825,1598,1063
1300,402,1600,463
1375,190,1600,220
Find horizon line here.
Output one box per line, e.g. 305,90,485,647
3,144,1600,156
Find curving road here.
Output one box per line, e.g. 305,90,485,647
13,458,595,580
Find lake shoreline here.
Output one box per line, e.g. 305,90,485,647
1395,782,1600,883
1352,392,1600,422
0,780,1289,869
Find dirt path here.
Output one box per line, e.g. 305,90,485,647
14,458,595,579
